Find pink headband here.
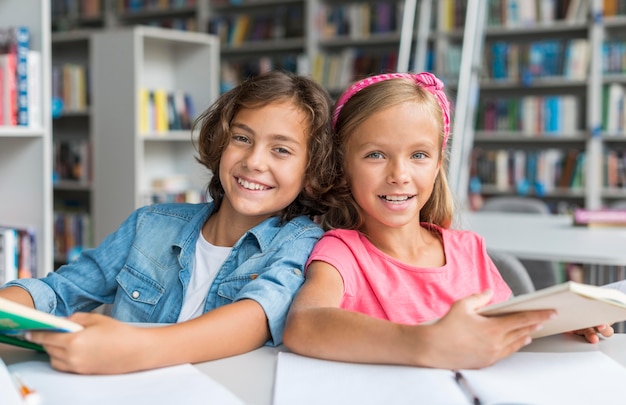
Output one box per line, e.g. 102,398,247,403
332,72,451,149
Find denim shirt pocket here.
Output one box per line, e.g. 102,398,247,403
216,275,257,306
114,267,165,321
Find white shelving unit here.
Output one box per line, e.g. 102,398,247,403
91,26,219,244
0,0,53,275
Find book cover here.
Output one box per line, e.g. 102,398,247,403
0,53,17,125
0,297,83,352
479,281,626,338
0,227,18,283
13,26,29,127
26,50,40,128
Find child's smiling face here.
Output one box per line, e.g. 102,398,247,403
344,101,441,231
218,100,310,223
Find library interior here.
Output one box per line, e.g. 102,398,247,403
3,0,626,404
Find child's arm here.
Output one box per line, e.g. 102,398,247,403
25,298,269,374
283,261,556,370
0,286,35,308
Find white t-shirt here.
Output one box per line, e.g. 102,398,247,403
177,233,233,322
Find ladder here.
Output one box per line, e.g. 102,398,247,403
397,0,488,209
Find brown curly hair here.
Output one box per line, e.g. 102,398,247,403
193,71,338,222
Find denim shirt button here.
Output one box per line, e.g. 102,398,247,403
292,269,302,276
132,291,140,299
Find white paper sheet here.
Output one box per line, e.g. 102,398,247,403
273,351,626,405
7,361,246,405
0,358,24,405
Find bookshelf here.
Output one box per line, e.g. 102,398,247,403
207,0,307,92
90,26,219,244
50,30,93,267
433,0,597,213
0,0,53,275
51,0,205,33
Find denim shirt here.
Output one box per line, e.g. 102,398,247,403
5,202,323,345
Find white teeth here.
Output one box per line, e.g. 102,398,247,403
382,195,410,202
238,178,268,190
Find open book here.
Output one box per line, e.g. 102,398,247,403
479,281,626,338
0,297,83,351
273,350,626,405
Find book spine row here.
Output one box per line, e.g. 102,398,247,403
220,55,304,93
208,5,303,46
0,226,36,284
53,139,92,184
317,1,403,40
311,49,398,93
471,148,585,195
605,149,626,189
52,63,89,112
141,174,207,206
484,0,588,28
0,26,41,128
603,40,626,75
486,39,589,82
116,0,197,13
476,95,580,135
53,211,92,264
52,0,103,20
604,0,626,16
138,88,195,135
602,83,626,136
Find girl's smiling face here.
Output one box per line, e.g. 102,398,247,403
344,101,441,231
218,100,310,222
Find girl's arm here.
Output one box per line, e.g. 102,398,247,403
283,261,556,370
26,298,269,375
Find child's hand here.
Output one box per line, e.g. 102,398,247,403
26,312,146,374
426,290,556,370
570,324,614,344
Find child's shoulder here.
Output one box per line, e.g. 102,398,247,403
270,215,324,238
136,202,211,220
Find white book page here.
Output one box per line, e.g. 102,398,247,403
273,351,626,405
273,352,467,405
8,361,245,405
462,351,626,405
0,358,24,405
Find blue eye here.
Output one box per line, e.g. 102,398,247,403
366,151,384,159
412,152,426,159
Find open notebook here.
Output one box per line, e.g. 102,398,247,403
1,359,246,405
273,350,626,405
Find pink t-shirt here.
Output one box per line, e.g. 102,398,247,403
306,225,511,324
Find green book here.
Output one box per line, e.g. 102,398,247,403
0,297,83,352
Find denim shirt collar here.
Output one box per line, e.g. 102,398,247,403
175,201,285,267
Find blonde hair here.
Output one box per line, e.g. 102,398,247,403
321,76,455,230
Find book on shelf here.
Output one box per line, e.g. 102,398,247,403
0,296,83,352
0,226,36,285
478,281,626,338
572,208,626,227
0,53,17,125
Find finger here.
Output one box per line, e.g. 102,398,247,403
496,309,556,331
597,324,615,338
460,289,494,311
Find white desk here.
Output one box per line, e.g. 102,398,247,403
3,334,626,405
461,211,626,266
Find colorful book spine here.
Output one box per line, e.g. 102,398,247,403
14,26,29,126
